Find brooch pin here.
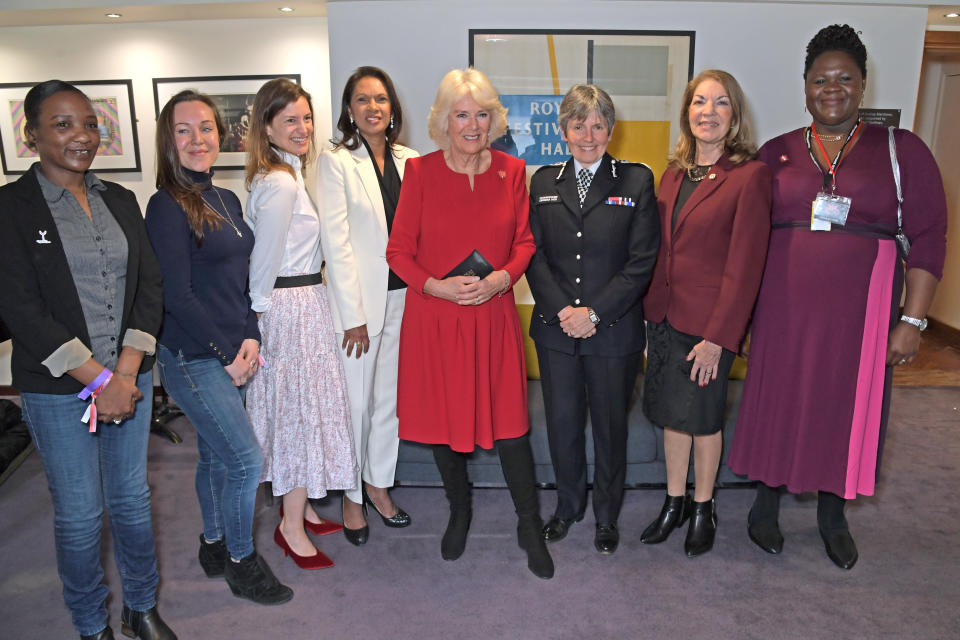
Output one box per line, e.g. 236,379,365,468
498,170,506,180
780,154,789,163
708,173,717,180
36,230,51,244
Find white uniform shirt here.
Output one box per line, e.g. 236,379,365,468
245,151,324,312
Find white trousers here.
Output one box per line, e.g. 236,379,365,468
338,288,405,504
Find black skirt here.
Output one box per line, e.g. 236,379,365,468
642,320,735,435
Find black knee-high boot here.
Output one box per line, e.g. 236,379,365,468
817,490,857,570
432,445,471,560
497,435,554,579
747,483,783,554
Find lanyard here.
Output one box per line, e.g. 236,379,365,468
805,119,861,193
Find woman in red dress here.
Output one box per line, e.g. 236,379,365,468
386,68,553,579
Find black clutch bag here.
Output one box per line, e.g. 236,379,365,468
444,250,494,279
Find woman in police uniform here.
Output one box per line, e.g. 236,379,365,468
526,84,660,555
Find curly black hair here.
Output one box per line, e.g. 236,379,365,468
804,24,867,79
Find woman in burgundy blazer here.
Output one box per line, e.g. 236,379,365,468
640,70,771,556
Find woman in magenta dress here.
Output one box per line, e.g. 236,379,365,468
386,68,552,579
729,25,947,570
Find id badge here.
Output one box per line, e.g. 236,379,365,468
811,192,851,229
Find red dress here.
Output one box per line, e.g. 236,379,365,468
386,150,535,452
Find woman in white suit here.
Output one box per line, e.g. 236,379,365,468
318,66,419,545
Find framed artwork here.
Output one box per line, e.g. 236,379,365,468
0,80,141,175
470,30,694,182
152,74,301,170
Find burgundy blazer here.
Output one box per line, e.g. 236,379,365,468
643,155,771,352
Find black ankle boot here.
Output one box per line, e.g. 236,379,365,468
747,483,783,554
498,435,554,579
224,551,294,605
81,627,115,640
641,493,691,544
818,491,858,569
684,498,718,557
433,445,471,560
198,534,227,578
119,606,176,640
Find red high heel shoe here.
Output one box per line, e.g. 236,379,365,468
273,525,334,570
279,505,344,536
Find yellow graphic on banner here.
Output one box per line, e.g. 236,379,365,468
607,120,672,188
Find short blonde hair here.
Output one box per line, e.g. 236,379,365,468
427,68,508,149
669,69,756,170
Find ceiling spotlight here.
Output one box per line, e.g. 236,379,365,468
279,7,294,12
946,12,960,18
105,13,122,18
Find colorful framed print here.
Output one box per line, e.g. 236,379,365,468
470,30,694,182
0,80,141,175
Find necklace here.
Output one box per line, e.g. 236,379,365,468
201,188,242,238
686,164,712,182
815,133,844,142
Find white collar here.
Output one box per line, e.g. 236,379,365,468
277,149,303,173
572,157,602,177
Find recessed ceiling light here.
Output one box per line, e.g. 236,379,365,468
279,6,294,12
946,12,960,18
105,13,122,18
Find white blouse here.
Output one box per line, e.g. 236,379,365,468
245,151,324,312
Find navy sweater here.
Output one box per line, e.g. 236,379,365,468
145,170,259,365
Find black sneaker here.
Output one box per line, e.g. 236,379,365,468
224,551,294,605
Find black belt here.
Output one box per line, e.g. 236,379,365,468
771,220,896,240
274,272,323,288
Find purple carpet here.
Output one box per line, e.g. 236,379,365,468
1,387,957,639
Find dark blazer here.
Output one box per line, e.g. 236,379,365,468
527,153,660,357
0,168,163,394
643,155,771,353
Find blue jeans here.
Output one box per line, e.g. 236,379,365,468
157,345,263,560
21,371,159,636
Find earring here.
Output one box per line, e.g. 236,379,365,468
349,115,355,126
389,114,395,129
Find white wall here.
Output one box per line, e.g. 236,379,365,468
0,17,331,203
915,56,960,330
327,1,929,156
0,16,330,385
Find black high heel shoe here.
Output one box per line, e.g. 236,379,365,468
342,496,369,546
363,487,412,528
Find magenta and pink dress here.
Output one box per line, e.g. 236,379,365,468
728,124,946,499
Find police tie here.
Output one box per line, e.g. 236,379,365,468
577,168,592,207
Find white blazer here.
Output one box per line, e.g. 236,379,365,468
317,142,419,336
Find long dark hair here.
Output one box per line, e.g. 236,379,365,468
23,80,89,151
244,78,314,189
332,66,403,151
155,90,227,244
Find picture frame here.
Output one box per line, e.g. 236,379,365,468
0,79,141,175
152,74,301,170
470,30,694,181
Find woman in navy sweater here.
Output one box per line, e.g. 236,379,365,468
145,90,292,605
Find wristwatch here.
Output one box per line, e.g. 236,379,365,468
587,308,600,326
899,314,928,331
